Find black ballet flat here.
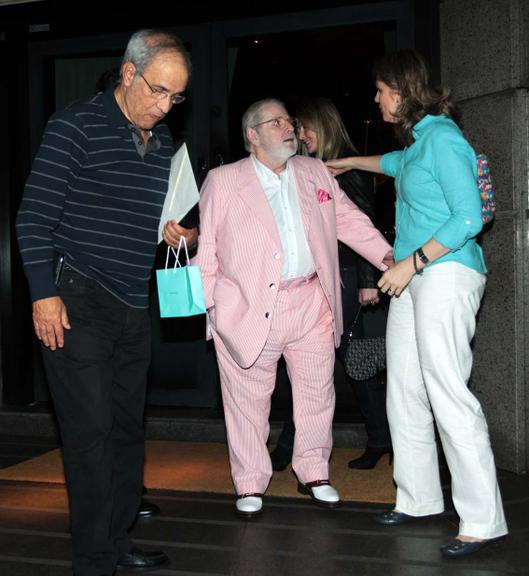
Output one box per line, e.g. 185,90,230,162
373,510,415,525
440,536,506,558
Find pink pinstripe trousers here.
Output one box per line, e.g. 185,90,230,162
212,279,336,496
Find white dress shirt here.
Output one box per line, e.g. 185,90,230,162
252,155,315,279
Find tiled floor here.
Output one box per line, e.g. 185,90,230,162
0,435,527,576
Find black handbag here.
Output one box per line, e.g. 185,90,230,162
344,306,386,381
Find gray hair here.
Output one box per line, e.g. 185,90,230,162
122,29,192,76
241,98,286,152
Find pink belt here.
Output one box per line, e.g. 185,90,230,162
278,272,317,291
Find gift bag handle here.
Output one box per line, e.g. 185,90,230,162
164,236,190,274
174,235,190,265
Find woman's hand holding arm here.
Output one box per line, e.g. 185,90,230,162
326,155,383,177
377,258,415,297
378,238,450,297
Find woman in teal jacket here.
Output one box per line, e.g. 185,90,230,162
327,50,507,557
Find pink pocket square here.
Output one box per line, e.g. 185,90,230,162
317,189,332,203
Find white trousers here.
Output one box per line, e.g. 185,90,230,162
386,261,508,539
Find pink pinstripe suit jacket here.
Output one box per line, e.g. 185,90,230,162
197,155,392,369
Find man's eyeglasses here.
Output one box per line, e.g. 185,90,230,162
251,116,297,130
139,73,186,106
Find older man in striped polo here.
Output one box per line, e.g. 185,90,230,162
16,29,195,576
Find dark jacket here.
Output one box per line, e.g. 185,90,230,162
336,150,379,288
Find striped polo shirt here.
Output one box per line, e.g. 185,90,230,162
16,88,175,308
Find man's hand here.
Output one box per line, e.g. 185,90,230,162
32,296,71,351
382,250,394,269
163,220,198,248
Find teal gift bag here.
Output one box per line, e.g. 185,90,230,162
156,238,206,318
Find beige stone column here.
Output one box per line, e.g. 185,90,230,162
440,0,529,472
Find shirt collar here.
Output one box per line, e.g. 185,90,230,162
101,87,130,127
412,114,440,139
129,124,161,158
101,88,161,157
251,154,290,182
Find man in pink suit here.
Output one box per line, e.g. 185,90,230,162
197,99,392,517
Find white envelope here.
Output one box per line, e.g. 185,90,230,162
158,143,199,243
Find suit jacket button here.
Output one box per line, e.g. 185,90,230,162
274,253,281,259
269,283,276,289
265,312,270,318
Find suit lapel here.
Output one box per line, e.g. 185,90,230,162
235,157,281,247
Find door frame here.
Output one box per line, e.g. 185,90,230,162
2,1,415,407
207,0,413,166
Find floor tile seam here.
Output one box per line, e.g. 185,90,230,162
229,546,521,574
0,487,460,517
0,485,457,517
0,546,517,575
0,526,240,554
142,493,390,512
134,537,239,553
0,533,517,573
328,552,520,574
6,516,526,538
158,516,452,538
0,508,456,535
0,532,240,556
0,505,347,523
0,479,65,489
155,571,231,576
0,439,58,447
5,504,524,538
0,485,391,511
153,569,231,576
0,504,68,514
145,541,520,576
0,554,71,567
0,516,453,540
150,494,400,513
0,526,70,539
0,505,290,522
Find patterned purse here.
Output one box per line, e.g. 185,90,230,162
344,307,386,381
477,153,496,224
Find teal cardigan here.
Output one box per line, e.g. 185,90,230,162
380,114,487,274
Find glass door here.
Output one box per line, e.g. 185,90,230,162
24,26,219,408
207,1,413,416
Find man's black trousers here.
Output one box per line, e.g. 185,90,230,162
42,266,151,576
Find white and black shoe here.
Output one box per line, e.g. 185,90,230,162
298,480,341,508
235,493,263,517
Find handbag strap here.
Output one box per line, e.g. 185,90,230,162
351,298,388,326
351,306,362,328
